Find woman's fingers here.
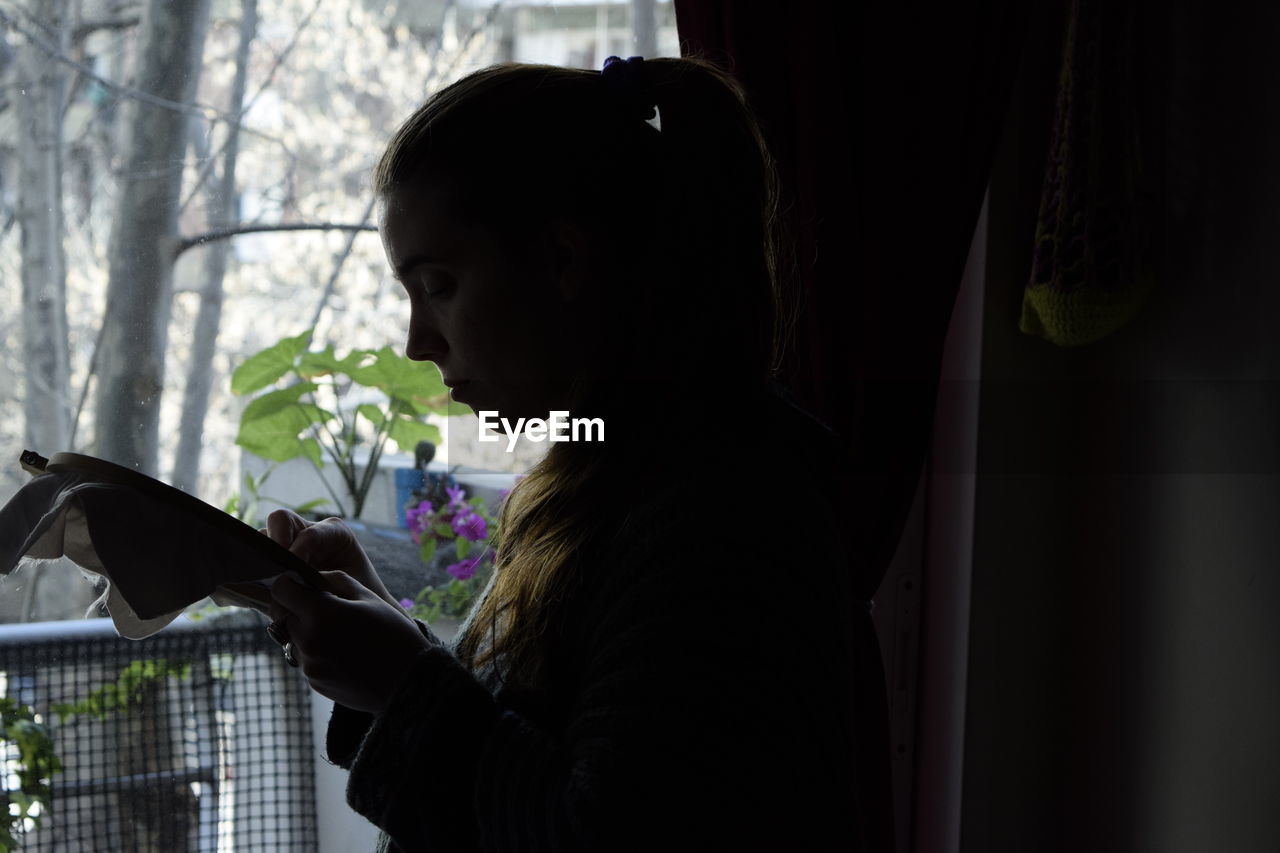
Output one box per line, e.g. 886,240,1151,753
287,517,360,567
287,520,401,607
266,508,310,548
267,594,292,624
270,571,368,623
265,619,289,647
268,570,433,712
271,571,317,613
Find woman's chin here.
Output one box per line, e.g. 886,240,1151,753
457,382,570,422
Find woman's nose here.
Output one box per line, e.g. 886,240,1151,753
405,312,446,362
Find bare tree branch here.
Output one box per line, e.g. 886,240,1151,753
178,0,325,214
174,221,378,258
73,16,140,41
0,6,284,146
299,1,506,347
306,195,380,343
67,317,103,448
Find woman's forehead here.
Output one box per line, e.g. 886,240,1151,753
379,183,495,269
381,180,454,222
383,178,467,224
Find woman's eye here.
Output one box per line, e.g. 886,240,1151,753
419,274,455,298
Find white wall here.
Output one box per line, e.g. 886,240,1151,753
241,450,518,529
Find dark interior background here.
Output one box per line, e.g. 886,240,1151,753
915,3,1280,851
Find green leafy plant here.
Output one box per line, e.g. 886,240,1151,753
231,329,458,519
0,653,240,848
50,659,191,724
0,698,61,850
222,464,328,526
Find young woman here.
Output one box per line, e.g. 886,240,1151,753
266,56,889,852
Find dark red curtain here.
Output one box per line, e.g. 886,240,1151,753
674,2,1034,849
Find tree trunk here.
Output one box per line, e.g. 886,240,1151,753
172,0,257,494
16,0,72,455
631,0,657,59
113,673,198,852
93,0,212,475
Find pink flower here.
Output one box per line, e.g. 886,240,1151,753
446,555,481,581
451,510,488,542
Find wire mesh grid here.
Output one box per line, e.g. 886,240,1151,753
0,611,317,851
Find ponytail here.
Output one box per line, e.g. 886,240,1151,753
642,56,793,385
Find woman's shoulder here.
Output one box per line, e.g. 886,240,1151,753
632,383,844,505
600,384,847,581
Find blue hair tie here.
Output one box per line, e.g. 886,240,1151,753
601,55,657,123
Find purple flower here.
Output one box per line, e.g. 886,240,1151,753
446,555,481,581
451,510,488,542
406,500,433,530
445,485,467,508
399,598,414,609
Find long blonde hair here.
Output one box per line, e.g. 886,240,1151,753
376,58,793,688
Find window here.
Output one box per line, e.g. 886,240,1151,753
0,3,678,848
0,0,679,512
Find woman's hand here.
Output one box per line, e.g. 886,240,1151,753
260,509,436,713
271,570,437,714
263,508,407,614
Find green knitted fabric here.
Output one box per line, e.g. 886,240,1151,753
1020,268,1155,346
1021,0,1153,347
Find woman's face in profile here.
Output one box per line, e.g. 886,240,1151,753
379,182,588,422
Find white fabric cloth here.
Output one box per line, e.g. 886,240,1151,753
0,472,288,638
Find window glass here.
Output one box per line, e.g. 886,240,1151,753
0,0,679,513
1,7,682,846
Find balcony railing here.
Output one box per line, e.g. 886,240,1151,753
0,611,316,851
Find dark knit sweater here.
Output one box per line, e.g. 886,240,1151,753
326,388,889,852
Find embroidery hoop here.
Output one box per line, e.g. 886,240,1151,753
36,451,326,592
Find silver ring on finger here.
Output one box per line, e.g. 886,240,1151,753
266,620,289,647
283,642,299,668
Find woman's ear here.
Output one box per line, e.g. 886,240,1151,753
544,218,595,303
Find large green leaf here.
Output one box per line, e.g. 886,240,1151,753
298,345,372,380
291,497,331,515
349,346,446,408
239,383,323,423
357,404,386,428
231,329,312,395
238,407,325,464
387,416,441,453
237,387,331,464
426,397,474,417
